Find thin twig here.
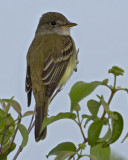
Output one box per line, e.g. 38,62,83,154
13,146,23,160
28,114,34,133
68,111,88,160
13,113,35,160
28,121,35,134
76,111,86,141
28,106,36,133
68,139,88,160
101,75,117,120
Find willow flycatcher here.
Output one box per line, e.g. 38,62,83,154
25,12,78,142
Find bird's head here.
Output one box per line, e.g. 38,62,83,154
36,12,77,35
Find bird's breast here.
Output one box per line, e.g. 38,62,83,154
58,55,76,87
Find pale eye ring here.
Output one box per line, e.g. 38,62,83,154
50,21,56,25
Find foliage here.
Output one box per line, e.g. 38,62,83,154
0,66,127,160
46,66,127,160
0,98,35,160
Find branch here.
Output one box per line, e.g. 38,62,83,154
28,113,34,133
4,118,21,160
12,114,34,160
101,90,115,120
76,111,86,142
68,111,88,160
68,139,88,160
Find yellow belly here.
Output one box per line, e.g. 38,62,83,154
58,55,76,87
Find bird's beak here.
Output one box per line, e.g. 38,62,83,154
61,21,77,28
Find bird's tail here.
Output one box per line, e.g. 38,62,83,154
35,100,48,142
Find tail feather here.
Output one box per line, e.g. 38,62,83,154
35,101,48,142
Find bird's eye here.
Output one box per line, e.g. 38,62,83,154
51,21,56,25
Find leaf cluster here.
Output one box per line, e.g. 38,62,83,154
0,98,35,160
43,66,127,160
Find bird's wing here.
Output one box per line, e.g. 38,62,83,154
42,35,75,98
25,34,45,107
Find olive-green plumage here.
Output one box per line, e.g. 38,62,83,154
25,12,78,142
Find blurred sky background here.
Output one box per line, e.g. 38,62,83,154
0,0,128,160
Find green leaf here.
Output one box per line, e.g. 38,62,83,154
82,114,92,119
4,103,11,114
2,97,14,103
0,114,15,133
0,117,8,131
9,100,21,114
78,143,86,149
73,104,81,112
47,142,76,158
5,103,10,114
55,151,76,160
87,99,101,116
0,99,7,111
40,112,76,134
124,88,128,93
104,112,123,146
4,142,16,154
6,115,15,134
97,96,111,114
17,123,28,148
88,120,103,146
2,98,21,114
97,125,111,142
121,132,128,143
0,143,16,160
0,109,5,118
82,115,99,128
9,142,16,153
22,111,36,117
108,66,124,76
0,130,12,144
84,117,93,128
0,152,7,160
101,79,109,85
90,143,111,160
69,80,104,111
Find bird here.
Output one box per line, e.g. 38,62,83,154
25,12,78,142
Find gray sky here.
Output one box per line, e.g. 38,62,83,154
0,0,128,159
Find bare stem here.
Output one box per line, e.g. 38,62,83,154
13,113,35,160
101,75,117,120
114,76,117,89
28,114,34,133
68,139,87,160
68,112,88,160
76,111,86,142
28,121,35,134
